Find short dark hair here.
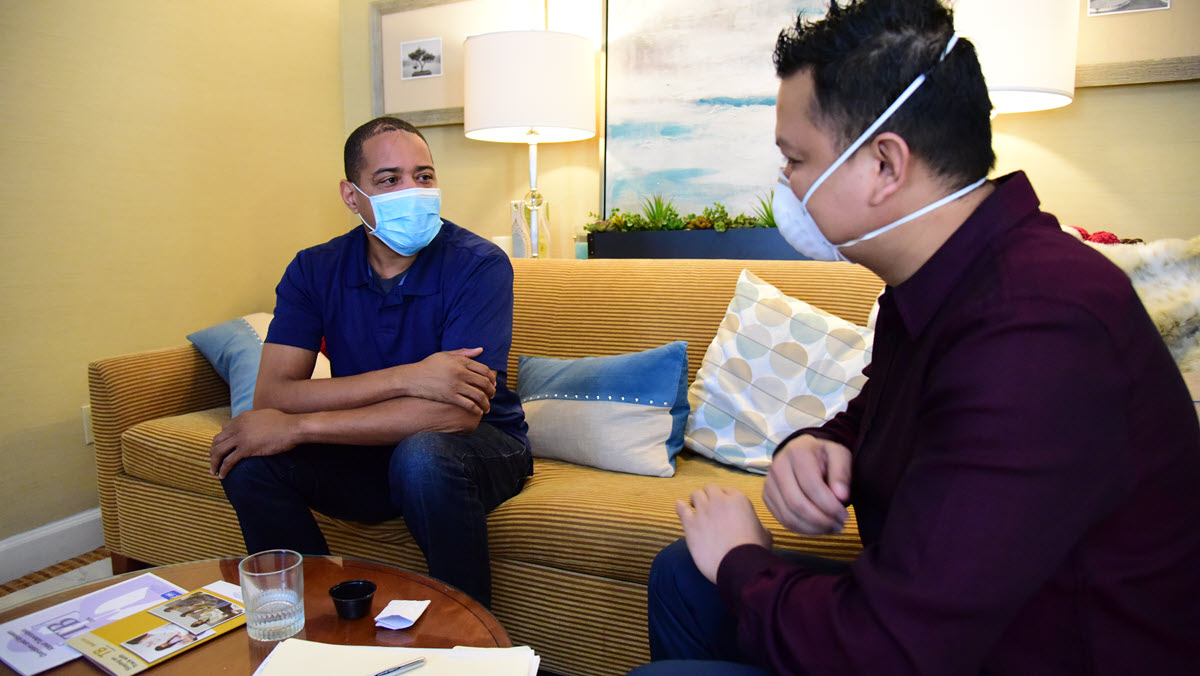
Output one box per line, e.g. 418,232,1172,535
774,0,995,187
343,116,430,183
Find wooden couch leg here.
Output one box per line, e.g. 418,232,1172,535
110,553,152,574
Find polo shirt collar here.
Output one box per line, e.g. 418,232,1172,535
890,171,1041,338
345,222,448,299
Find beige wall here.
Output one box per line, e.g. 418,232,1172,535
1076,0,1198,65
1013,1,1199,241
994,79,1200,242
0,1,347,539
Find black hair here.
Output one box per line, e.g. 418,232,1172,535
343,116,431,183
774,0,995,187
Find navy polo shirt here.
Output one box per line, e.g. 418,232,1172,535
265,220,528,449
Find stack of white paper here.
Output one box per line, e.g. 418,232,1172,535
253,638,540,676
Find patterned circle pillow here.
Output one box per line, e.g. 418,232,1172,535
685,270,873,474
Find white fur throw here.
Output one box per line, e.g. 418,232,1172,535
1073,232,1200,372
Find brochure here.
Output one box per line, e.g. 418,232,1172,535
67,581,244,675
0,573,185,676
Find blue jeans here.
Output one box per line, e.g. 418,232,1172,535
633,539,850,675
220,422,529,608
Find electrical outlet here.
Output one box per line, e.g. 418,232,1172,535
82,404,94,445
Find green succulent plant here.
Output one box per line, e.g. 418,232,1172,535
641,195,686,231
752,192,775,229
586,196,774,232
702,203,731,232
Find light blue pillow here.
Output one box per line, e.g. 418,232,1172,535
517,341,689,477
187,314,273,416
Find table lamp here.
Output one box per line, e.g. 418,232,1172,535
464,30,596,258
954,0,1080,114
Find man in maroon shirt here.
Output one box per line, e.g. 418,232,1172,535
630,1,1200,675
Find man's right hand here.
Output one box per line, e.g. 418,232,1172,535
402,347,497,414
763,434,852,534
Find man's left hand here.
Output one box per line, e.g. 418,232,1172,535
209,409,299,479
676,484,774,584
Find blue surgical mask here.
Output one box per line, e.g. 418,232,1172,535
774,35,986,262
352,184,443,256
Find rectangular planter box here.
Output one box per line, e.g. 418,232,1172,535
587,228,809,260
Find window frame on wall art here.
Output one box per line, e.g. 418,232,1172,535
602,1,827,218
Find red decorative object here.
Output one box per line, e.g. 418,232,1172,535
1066,225,1122,245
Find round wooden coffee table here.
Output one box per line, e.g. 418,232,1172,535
0,555,509,675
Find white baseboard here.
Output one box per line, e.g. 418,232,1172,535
0,508,104,585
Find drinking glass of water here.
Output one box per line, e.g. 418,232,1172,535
238,549,305,641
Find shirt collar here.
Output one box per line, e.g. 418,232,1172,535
345,222,447,299
889,171,1041,337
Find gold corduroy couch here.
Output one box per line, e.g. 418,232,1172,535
88,257,884,676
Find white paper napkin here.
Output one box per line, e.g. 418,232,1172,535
374,600,431,630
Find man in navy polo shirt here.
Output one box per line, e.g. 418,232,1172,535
209,116,530,607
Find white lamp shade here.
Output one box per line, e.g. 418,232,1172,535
954,0,1079,114
464,30,596,144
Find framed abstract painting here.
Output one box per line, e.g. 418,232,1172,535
603,0,825,216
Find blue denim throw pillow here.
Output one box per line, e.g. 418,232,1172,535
187,314,271,416
517,341,689,477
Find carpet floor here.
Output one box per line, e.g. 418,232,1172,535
0,547,110,597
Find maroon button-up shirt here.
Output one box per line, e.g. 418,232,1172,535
719,172,1200,675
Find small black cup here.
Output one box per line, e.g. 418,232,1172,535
329,579,377,620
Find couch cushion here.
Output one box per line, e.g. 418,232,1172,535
685,269,873,474
1182,371,1200,421
120,410,864,587
487,453,861,585
122,407,228,500
518,342,689,477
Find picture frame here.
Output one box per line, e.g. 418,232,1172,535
1087,0,1168,17
368,0,546,127
369,0,469,127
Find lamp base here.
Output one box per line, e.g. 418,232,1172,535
510,193,550,258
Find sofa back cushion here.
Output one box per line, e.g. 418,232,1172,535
509,258,884,388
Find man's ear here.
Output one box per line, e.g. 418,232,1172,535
341,179,363,211
866,132,910,207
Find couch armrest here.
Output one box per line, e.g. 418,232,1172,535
88,345,229,553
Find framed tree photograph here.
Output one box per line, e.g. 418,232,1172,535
400,37,443,80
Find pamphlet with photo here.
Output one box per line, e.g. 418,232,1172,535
0,573,185,676
67,582,244,675
148,590,244,634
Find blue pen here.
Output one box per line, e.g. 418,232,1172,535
370,656,426,676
